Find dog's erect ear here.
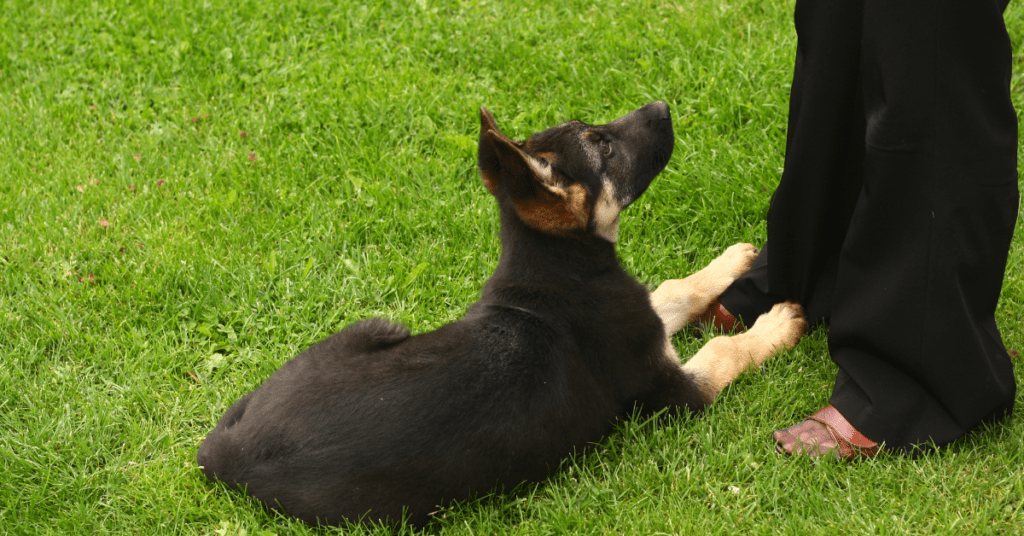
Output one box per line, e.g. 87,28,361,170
479,106,501,143
477,108,589,235
477,107,519,196
478,110,541,200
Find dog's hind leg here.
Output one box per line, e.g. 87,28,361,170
681,302,807,400
649,243,758,335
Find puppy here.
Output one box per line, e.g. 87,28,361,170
197,101,806,526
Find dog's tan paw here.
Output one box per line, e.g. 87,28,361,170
680,300,806,400
749,301,808,351
699,243,758,296
650,244,760,335
714,243,758,278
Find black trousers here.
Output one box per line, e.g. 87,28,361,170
719,0,1019,450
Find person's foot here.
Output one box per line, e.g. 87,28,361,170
774,405,881,460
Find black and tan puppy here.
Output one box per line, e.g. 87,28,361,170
197,102,806,527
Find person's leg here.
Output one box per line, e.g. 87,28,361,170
717,0,866,326
826,0,1018,452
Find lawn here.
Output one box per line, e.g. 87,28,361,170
1,0,1022,534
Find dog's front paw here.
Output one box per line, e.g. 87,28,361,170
694,243,758,301
708,243,758,281
650,244,759,334
748,301,807,354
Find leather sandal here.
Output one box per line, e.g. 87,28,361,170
773,405,881,461
696,302,745,333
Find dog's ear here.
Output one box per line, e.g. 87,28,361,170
478,110,540,200
477,109,588,235
477,107,517,196
479,106,501,145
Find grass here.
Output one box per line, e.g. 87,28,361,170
1,0,1022,534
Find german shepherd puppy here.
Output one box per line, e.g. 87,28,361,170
197,101,806,527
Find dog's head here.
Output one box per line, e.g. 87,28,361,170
478,101,674,242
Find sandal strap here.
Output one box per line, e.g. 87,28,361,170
808,405,880,459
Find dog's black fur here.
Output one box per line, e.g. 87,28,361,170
197,102,720,526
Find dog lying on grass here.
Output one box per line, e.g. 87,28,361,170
197,101,806,527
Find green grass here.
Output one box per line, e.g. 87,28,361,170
1,0,1022,534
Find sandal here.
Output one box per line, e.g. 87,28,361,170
696,302,745,333
774,405,881,460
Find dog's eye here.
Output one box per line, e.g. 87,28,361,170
602,143,612,156
537,157,549,167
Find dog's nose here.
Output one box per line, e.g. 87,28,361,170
642,101,672,129
649,100,671,120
